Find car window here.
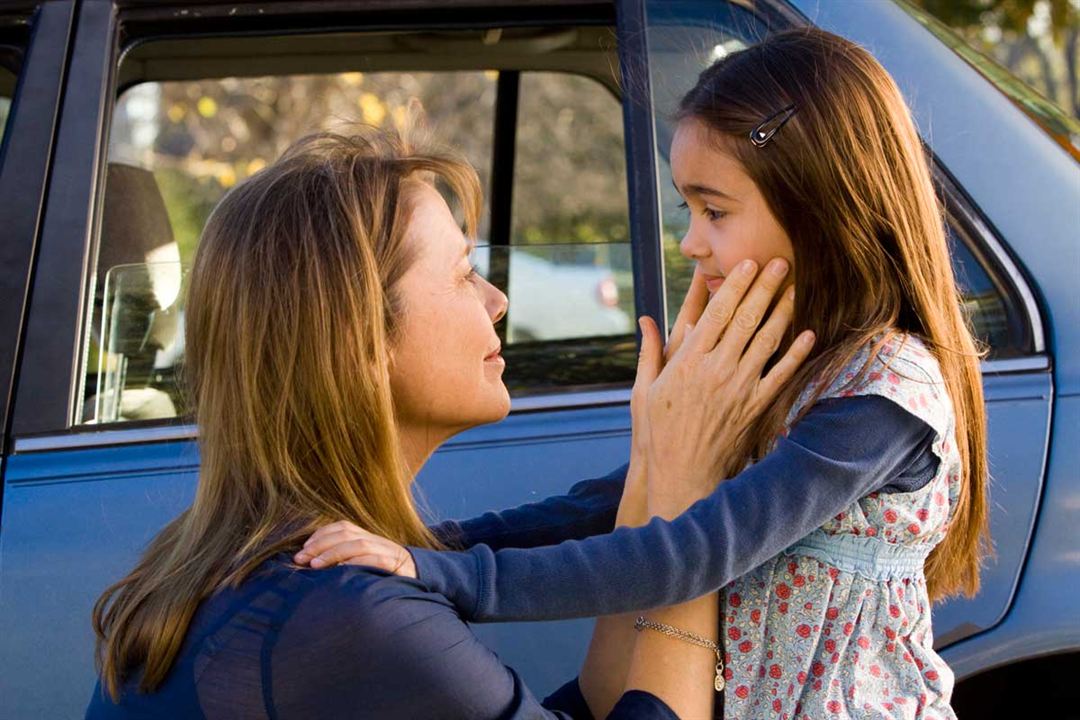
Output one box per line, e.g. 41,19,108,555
0,21,30,158
78,27,634,425
643,0,1030,360
498,70,634,392
0,58,15,146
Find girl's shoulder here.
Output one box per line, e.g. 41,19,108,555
793,332,954,439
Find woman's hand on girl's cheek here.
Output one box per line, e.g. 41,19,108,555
643,257,815,519
627,264,709,487
294,520,417,578
664,264,710,362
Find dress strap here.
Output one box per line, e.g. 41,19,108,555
783,529,932,581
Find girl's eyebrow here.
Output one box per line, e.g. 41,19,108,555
681,182,738,202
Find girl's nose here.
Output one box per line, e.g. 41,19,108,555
679,225,710,261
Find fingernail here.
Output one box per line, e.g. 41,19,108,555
310,557,324,568
801,331,815,346
740,259,757,274
786,286,796,300
294,552,309,562
770,259,789,276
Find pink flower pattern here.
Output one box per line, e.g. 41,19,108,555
720,335,961,719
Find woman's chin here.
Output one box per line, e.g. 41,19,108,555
461,385,512,430
490,384,512,420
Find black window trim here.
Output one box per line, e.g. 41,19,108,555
0,0,77,454
929,154,1048,363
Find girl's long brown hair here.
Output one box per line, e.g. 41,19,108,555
678,28,989,601
92,128,482,699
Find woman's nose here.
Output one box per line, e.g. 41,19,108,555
679,225,710,261
486,281,508,324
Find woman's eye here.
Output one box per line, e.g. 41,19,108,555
466,265,481,282
677,200,689,211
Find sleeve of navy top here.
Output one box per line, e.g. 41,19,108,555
409,395,939,623
429,464,627,550
266,568,678,720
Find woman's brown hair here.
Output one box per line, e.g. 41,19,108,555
92,128,482,699
678,28,989,601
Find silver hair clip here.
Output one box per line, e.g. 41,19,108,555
749,104,798,148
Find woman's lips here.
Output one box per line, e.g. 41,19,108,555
484,345,504,364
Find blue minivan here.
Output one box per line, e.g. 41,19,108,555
0,0,1076,717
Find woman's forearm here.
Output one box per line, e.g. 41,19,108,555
579,459,649,718
625,593,720,720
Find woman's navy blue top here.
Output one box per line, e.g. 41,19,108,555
86,396,936,719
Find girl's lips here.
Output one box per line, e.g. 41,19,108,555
704,275,726,292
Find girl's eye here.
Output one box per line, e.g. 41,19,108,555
466,265,481,282
678,200,725,222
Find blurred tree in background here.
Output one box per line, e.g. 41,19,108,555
110,69,628,268
909,0,1079,118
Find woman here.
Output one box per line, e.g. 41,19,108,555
87,128,808,718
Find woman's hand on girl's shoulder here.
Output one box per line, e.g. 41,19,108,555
293,520,417,578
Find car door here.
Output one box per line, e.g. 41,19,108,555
0,2,78,712
0,0,74,472
795,0,1076,681
639,0,1055,665
0,1,668,716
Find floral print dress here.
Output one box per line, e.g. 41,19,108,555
720,334,961,720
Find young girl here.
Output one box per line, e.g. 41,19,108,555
300,28,988,719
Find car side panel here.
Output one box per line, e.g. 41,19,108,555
932,372,1051,648
0,404,630,718
941,395,1080,678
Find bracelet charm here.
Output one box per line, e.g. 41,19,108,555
634,616,726,693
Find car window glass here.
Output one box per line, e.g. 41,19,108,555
80,29,635,426
496,71,634,391
0,23,30,159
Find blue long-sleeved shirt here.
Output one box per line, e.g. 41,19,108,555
411,395,937,622
86,558,673,719
86,395,933,719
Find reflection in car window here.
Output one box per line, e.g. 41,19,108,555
81,31,637,425
500,71,635,393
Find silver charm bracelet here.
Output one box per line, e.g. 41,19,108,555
634,616,726,692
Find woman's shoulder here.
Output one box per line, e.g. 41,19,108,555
194,558,455,660
270,559,456,631
255,561,538,719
